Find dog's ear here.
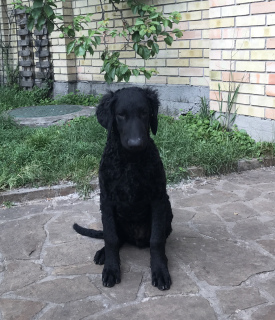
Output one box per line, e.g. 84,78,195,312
96,91,116,131
145,87,159,135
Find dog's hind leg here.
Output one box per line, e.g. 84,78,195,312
94,247,105,265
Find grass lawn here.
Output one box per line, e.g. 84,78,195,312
0,86,274,194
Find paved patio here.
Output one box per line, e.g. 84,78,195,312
0,167,275,320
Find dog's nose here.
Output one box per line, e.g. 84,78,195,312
127,138,144,150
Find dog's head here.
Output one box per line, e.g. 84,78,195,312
96,87,159,152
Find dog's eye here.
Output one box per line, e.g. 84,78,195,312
116,113,126,120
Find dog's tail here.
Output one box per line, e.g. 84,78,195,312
73,223,104,239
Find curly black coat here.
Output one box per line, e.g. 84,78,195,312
73,87,173,290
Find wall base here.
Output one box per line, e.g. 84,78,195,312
53,81,209,116
234,115,275,142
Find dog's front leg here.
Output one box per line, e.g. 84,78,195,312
150,200,171,290
101,202,121,287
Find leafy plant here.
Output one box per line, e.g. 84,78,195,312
217,81,240,131
13,0,183,83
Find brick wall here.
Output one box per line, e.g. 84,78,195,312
209,0,275,121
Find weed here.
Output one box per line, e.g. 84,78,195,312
2,201,14,208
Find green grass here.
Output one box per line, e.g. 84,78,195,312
0,115,106,193
0,86,274,194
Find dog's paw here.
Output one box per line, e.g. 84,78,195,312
151,265,171,290
94,247,105,265
102,266,121,287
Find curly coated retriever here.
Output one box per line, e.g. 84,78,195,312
73,87,173,290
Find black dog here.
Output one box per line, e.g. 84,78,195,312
73,87,173,290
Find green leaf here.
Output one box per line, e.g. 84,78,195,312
156,24,162,35
104,73,112,84
133,42,138,52
67,29,75,37
132,69,139,77
152,42,159,54
74,45,86,57
135,19,144,26
142,46,151,60
144,71,151,79
27,16,35,31
47,20,54,34
33,0,43,9
139,29,146,37
110,67,116,80
88,46,94,55
67,41,75,54
104,62,111,73
164,35,173,46
94,36,101,45
37,15,46,29
31,8,41,19
150,12,158,19
137,45,143,57
119,65,128,75
44,4,54,17
132,5,138,14
124,70,131,82
163,19,169,28
147,40,153,48
132,31,140,42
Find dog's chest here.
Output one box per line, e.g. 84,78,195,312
111,162,152,203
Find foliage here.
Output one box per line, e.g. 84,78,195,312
13,0,183,83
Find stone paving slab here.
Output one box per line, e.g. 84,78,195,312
0,167,275,320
